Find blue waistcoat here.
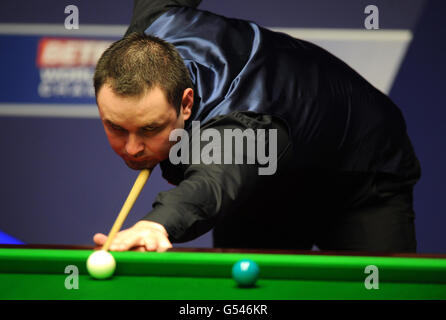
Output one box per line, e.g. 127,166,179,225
145,7,420,177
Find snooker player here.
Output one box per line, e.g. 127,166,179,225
93,0,421,253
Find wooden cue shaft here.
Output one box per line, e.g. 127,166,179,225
102,168,151,251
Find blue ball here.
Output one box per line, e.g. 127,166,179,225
232,259,260,287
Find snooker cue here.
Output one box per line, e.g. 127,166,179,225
102,168,151,251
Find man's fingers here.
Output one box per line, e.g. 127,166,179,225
130,246,146,252
109,230,141,251
156,235,172,252
94,222,172,252
142,235,159,251
138,233,171,252
157,239,173,252
93,233,107,245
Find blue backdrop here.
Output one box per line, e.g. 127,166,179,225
0,0,444,253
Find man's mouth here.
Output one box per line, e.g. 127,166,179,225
124,158,156,170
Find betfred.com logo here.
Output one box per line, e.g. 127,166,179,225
37,38,112,67
36,38,113,98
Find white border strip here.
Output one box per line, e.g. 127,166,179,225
0,23,127,37
0,104,99,118
270,27,413,41
0,23,412,41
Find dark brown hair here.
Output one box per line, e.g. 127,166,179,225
94,32,193,113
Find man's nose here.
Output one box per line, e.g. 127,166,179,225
125,134,145,157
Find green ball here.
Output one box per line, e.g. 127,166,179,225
232,259,259,287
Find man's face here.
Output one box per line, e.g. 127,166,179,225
97,84,193,170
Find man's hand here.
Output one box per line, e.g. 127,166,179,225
93,220,172,252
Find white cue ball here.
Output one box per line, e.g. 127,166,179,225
86,250,116,279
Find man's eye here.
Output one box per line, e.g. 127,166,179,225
143,126,157,132
110,125,125,132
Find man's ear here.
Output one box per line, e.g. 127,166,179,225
180,88,194,120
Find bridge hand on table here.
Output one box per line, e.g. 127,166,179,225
93,220,172,252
